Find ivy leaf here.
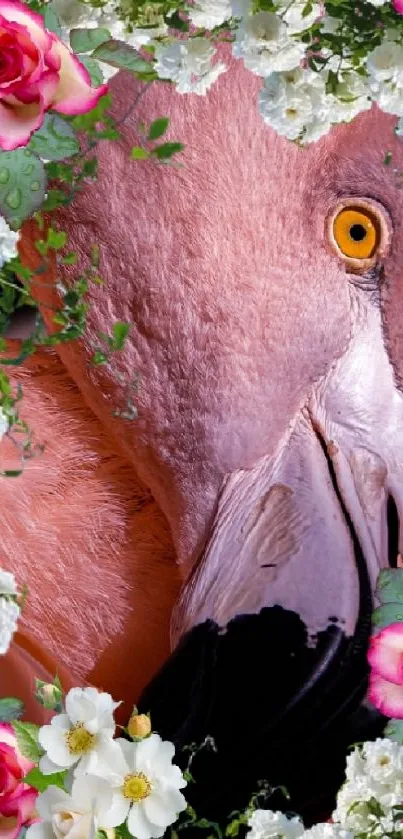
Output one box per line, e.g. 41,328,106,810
27,114,79,161
0,149,46,227
38,3,62,35
376,569,403,605
151,142,184,160
111,321,130,350
372,603,403,630
148,117,169,141
131,147,149,160
12,721,42,762
0,697,24,722
70,28,111,54
385,719,403,743
92,40,152,73
24,766,67,792
79,56,105,86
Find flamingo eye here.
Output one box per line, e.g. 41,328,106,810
327,199,391,271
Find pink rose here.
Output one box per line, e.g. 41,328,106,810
0,0,107,151
0,722,38,839
368,623,403,718
394,0,403,14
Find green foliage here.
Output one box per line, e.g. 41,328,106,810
13,721,43,762
27,114,80,162
79,56,106,86
70,27,112,53
24,766,67,792
151,142,184,160
0,149,46,228
92,40,152,73
148,117,170,141
37,2,62,35
0,697,24,722
385,719,403,744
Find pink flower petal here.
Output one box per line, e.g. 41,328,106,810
0,813,21,839
49,38,108,115
0,725,17,749
16,788,37,823
0,96,44,149
369,671,403,718
394,0,403,13
368,623,403,685
0,1,51,52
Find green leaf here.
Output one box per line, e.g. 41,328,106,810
92,350,108,365
131,147,149,160
79,56,105,86
92,40,152,73
24,766,67,792
0,697,24,722
47,229,67,250
0,149,46,227
376,569,403,604
28,113,79,161
38,3,62,35
13,721,42,762
151,142,184,160
70,28,111,54
385,719,403,743
112,321,130,350
148,117,169,141
372,603,403,630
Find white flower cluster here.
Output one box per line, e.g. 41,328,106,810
333,738,403,836
0,216,19,270
0,569,20,655
247,739,403,839
59,0,403,143
27,687,187,839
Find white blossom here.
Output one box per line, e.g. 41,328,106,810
93,734,187,839
233,11,305,76
302,826,354,839
333,739,403,834
188,0,233,29
0,570,17,596
0,598,19,655
367,41,403,116
366,0,388,6
38,687,121,776
276,0,321,35
0,217,19,270
258,67,328,141
25,775,116,839
154,38,227,95
247,809,304,839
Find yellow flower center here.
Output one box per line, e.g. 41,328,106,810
379,756,390,766
123,772,152,802
65,723,95,755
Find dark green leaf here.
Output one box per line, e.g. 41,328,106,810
28,114,79,161
151,142,184,160
372,602,403,630
38,3,62,35
70,28,111,54
148,117,169,141
0,150,46,226
0,697,24,722
92,40,152,73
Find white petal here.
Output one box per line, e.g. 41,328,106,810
144,792,181,828
71,774,113,813
26,823,55,839
39,726,77,769
114,738,138,773
135,734,163,769
39,754,64,775
66,689,96,725
36,785,71,819
128,804,162,839
101,792,130,828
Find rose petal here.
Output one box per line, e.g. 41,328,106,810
0,0,51,52
0,97,43,150
128,804,161,839
16,788,38,824
49,39,107,115
368,624,403,685
369,671,403,718
0,813,21,839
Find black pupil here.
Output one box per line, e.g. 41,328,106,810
349,223,367,242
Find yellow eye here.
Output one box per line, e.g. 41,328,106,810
333,207,380,260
